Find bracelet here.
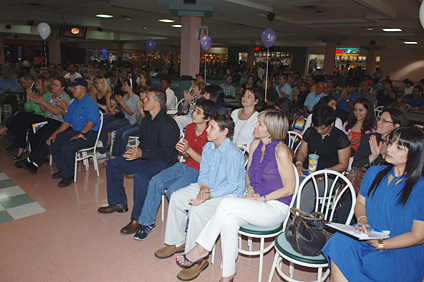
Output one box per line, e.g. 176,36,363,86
263,195,267,203
295,161,303,167
207,192,212,200
357,215,367,222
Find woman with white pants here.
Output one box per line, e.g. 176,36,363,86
176,110,296,282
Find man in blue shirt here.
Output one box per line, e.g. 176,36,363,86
154,114,245,280
276,73,293,101
47,78,100,188
403,86,424,111
335,81,361,122
0,66,20,113
303,82,327,115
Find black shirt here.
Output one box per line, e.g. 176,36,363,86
352,133,385,168
138,108,180,166
302,127,350,170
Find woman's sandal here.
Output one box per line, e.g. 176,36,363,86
176,254,209,269
14,148,27,160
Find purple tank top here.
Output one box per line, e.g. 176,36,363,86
248,140,292,205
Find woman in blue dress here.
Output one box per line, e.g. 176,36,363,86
322,126,424,282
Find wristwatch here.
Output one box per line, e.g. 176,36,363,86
79,131,86,136
376,239,384,251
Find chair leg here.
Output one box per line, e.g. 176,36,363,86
248,237,253,252
267,252,279,282
49,154,52,166
161,194,165,222
74,154,78,183
317,267,323,282
257,238,265,282
93,153,99,177
211,244,216,265
289,261,294,278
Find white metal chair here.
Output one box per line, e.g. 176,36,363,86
238,144,249,168
231,164,300,282
73,111,104,183
287,131,303,154
268,169,356,282
167,96,180,115
374,106,384,119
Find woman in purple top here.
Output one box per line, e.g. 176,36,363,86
176,110,296,282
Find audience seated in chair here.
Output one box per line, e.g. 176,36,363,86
47,78,101,188
97,89,180,235
133,99,217,241
154,114,245,281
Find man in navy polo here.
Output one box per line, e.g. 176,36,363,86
47,78,100,188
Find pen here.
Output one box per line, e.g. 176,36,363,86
356,225,383,233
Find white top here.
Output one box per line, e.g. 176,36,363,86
64,72,82,82
302,114,343,135
166,87,177,114
231,108,259,147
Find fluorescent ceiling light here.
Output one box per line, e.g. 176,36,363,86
159,19,175,23
404,42,418,45
172,24,182,28
382,28,402,32
367,27,373,31
96,14,113,18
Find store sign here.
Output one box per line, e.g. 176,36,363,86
336,48,360,55
254,51,291,58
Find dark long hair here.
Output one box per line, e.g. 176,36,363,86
367,127,424,206
275,97,302,127
345,98,376,133
205,85,225,108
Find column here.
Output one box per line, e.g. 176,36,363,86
180,16,201,78
323,41,337,76
113,41,125,59
365,48,377,76
0,39,4,65
48,30,61,64
247,48,254,70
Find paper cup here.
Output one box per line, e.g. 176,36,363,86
308,154,319,172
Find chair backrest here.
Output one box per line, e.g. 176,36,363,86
287,131,303,154
295,169,356,224
93,111,104,152
282,164,300,231
238,145,249,168
374,106,384,119
346,156,354,173
177,98,185,112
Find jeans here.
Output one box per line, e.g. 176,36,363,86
106,156,168,220
138,162,199,226
111,124,140,157
48,129,97,178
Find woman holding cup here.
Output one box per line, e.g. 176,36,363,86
295,105,351,212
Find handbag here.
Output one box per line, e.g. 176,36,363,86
285,208,333,256
346,167,368,195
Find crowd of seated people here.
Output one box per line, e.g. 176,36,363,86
1,60,424,281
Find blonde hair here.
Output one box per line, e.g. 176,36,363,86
95,77,111,98
37,76,52,95
259,109,289,141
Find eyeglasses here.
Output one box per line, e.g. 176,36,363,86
377,117,394,124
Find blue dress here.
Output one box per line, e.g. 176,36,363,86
321,166,424,282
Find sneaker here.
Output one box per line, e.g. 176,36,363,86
96,152,107,159
134,223,156,241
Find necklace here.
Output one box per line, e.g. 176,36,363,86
234,109,256,144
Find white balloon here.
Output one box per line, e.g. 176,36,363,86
420,1,424,29
37,22,51,40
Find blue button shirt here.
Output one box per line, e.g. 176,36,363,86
277,83,293,101
197,138,245,198
64,94,100,132
304,92,327,112
335,91,361,113
0,77,20,94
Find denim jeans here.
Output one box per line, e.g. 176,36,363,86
111,124,140,157
138,162,199,226
99,115,130,154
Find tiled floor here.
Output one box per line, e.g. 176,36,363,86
0,138,324,282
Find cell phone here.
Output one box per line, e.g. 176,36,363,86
303,171,310,176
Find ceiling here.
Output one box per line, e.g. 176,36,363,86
0,0,423,50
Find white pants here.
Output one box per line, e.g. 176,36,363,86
195,197,290,277
175,115,192,131
164,183,237,253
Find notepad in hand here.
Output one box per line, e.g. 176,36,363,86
324,222,390,240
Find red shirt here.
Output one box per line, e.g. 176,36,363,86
183,123,208,170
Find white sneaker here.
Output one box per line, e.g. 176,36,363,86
97,140,104,148
96,152,107,159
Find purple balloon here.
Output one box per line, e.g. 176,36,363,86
200,36,212,51
146,39,156,52
261,28,277,48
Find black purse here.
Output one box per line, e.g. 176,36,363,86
285,208,333,256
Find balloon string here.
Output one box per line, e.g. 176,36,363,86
44,41,48,67
204,54,207,83
265,48,269,102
